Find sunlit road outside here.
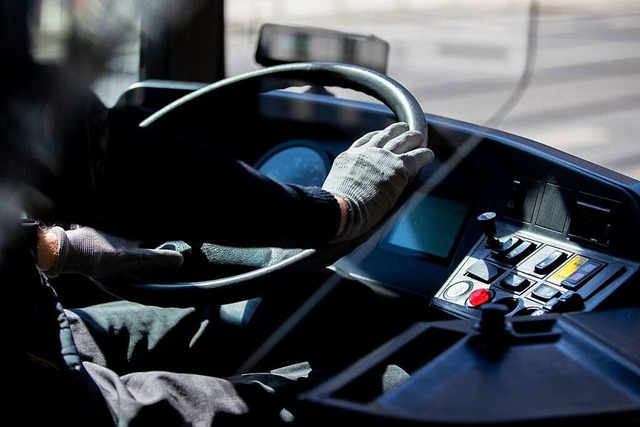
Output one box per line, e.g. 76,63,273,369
35,1,640,180
226,1,640,180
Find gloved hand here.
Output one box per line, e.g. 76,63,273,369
322,122,434,242
46,226,184,278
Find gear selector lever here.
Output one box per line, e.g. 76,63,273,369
477,212,499,249
477,212,526,260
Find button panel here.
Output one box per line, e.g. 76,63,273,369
432,228,616,320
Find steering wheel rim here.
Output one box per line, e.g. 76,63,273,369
93,62,428,307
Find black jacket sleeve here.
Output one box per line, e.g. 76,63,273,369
52,99,341,248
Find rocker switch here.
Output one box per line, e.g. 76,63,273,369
534,250,568,274
502,241,536,264
496,236,522,255
466,260,503,283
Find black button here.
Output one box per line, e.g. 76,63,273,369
496,237,521,255
501,241,536,264
542,291,584,312
500,274,530,292
534,250,568,274
530,284,560,302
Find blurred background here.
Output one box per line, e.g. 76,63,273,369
31,0,640,180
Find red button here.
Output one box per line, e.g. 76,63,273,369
468,288,493,307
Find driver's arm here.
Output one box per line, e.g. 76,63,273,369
25,66,432,252
88,121,429,249
35,206,348,278
333,195,349,238
35,226,184,278
34,121,431,277
36,227,59,273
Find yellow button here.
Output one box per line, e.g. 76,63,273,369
549,255,589,285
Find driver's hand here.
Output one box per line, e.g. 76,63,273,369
322,122,434,242
45,226,184,278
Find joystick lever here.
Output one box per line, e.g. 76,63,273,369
477,212,500,249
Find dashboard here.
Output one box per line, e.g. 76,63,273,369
114,83,640,321
250,91,640,321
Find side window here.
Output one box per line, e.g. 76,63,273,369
31,0,140,107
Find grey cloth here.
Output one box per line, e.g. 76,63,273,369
47,226,184,277
82,361,310,426
322,122,434,242
66,301,315,426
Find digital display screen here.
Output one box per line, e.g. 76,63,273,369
380,191,471,261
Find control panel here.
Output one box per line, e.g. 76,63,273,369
431,212,630,319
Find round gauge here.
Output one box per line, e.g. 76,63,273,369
256,141,330,187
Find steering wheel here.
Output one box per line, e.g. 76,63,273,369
93,62,427,307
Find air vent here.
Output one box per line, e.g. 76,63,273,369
568,194,620,248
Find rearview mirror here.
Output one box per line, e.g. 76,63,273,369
255,23,389,74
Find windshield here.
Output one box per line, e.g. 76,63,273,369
225,1,640,180
31,0,640,180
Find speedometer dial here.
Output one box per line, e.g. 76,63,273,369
256,142,330,187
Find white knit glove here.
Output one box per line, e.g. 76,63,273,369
46,226,184,278
322,122,434,242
